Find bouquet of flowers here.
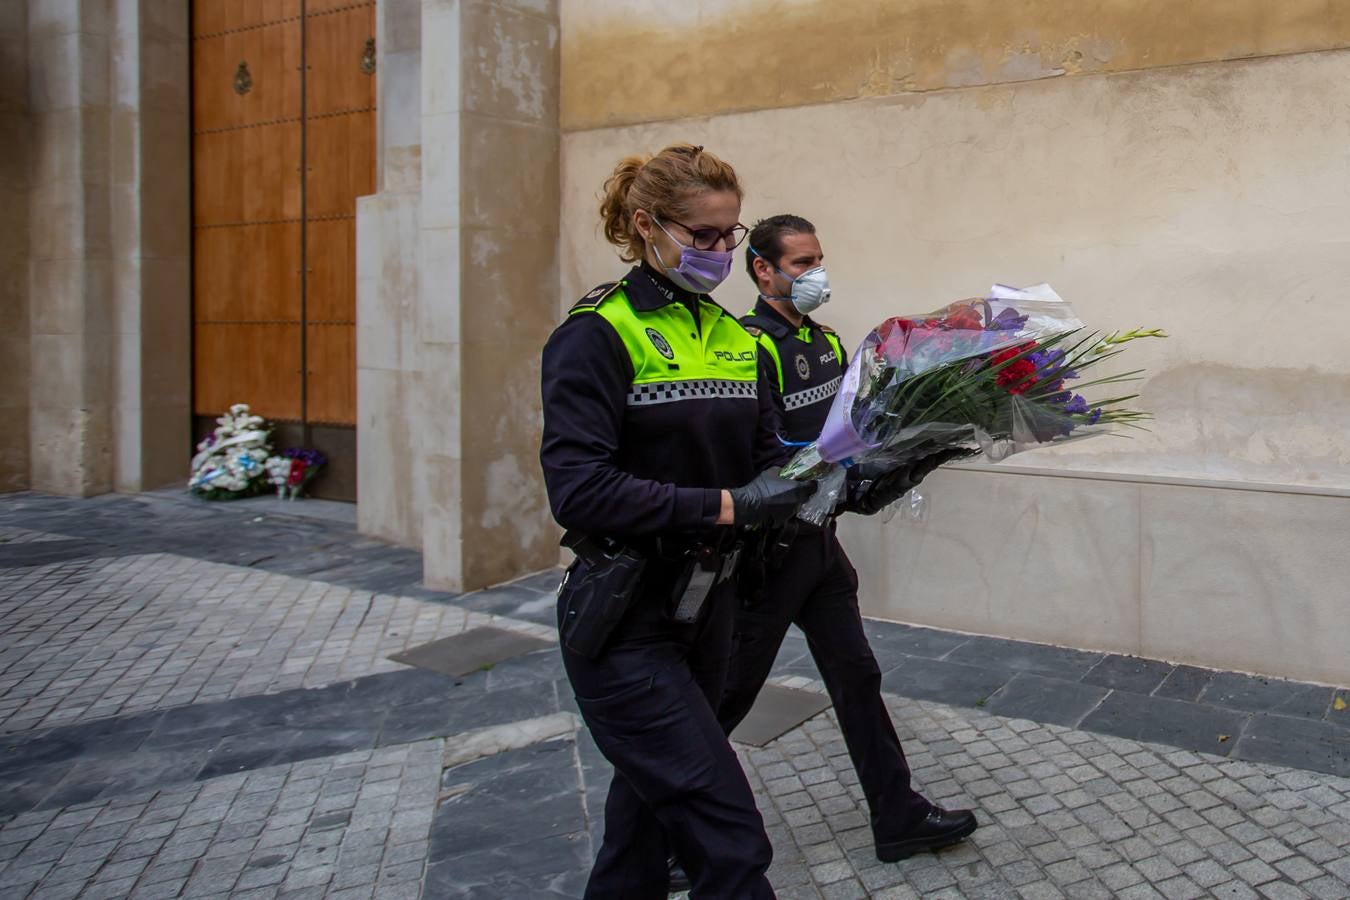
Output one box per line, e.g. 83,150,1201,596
188,404,273,499
266,447,328,500
783,284,1165,522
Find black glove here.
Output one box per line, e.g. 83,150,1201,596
729,467,818,528
844,448,971,516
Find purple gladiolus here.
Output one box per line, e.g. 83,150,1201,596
989,307,1028,330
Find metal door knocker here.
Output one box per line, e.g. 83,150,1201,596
361,38,376,75
233,61,252,95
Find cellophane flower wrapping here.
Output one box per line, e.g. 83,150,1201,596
265,448,328,499
188,404,273,500
783,284,1162,523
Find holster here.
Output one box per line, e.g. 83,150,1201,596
668,540,741,624
557,531,647,659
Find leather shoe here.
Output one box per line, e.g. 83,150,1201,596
875,805,978,862
667,857,691,893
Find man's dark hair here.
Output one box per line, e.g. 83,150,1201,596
745,214,816,287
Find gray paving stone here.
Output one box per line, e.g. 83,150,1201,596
1080,691,1247,757
1204,673,1335,719
985,674,1110,728
1082,655,1176,695
945,636,1104,681
881,656,1011,707
1153,666,1217,703
1237,715,1350,779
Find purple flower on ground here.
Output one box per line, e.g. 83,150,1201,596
1088,407,1103,425
1064,394,1089,415
282,447,328,467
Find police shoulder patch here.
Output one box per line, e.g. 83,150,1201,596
568,281,622,315
743,325,763,337
818,323,837,334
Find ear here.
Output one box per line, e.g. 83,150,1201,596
752,254,774,285
632,209,654,243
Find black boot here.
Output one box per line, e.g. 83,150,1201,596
874,805,978,862
667,857,691,893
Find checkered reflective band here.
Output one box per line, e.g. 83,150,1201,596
783,376,842,411
627,379,759,407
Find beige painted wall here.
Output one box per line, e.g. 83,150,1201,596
562,49,1350,493
558,10,1350,680
838,469,1350,686
562,0,1350,130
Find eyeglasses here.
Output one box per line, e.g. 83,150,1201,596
661,218,749,251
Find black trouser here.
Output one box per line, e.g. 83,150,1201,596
559,559,775,899
719,525,930,839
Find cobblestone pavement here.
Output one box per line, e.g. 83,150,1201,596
2,491,1350,898
0,552,549,733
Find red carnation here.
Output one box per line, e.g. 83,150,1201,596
996,359,1038,393
991,342,1039,394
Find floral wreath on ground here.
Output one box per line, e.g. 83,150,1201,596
188,404,327,500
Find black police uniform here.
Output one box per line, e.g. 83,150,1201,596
720,297,932,840
540,263,784,899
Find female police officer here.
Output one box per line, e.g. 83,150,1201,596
540,144,815,897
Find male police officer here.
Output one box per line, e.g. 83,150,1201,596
726,214,978,862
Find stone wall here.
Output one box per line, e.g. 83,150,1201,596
0,3,28,491
359,0,561,592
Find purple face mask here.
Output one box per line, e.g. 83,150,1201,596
653,219,735,294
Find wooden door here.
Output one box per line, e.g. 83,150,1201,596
303,1,375,428
192,0,304,422
191,1,375,498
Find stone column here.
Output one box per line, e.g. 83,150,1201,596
21,0,189,497
416,0,467,584
109,0,191,491
422,0,561,591
0,3,28,491
358,0,426,547
360,0,560,591
27,0,115,496
455,0,560,588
